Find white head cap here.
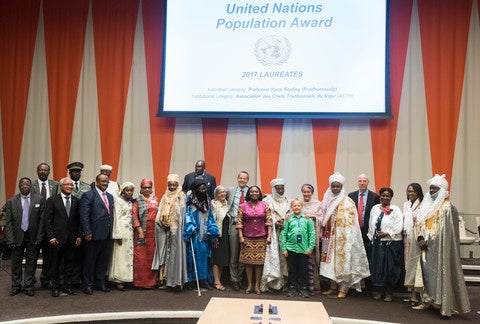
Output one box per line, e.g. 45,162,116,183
99,164,113,171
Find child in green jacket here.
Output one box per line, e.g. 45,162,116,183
281,198,316,297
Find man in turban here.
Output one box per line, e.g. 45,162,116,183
320,173,370,299
405,174,470,317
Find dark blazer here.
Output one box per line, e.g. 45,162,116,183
31,179,59,198
182,172,217,199
80,189,114,241
348,189,380,244
5,193,45,246
45,194,81,244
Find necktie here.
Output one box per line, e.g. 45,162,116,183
75,182,79,192
102,192,109,214
65,196,71,217
21,196,30,231
41,182,47,199
239,189,245,204
358,193,364,228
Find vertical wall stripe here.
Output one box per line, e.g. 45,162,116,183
0,0,40,198
312,119,340,190
43,0,89,177
142,0,175,187
91,0,139,179
418,0,471,182
202,118,229,184
370,0,413,190
256,119,284,192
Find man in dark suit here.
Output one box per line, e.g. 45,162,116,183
45,177,82,297
348,173,380,292
80,174,114,295
30,162,59,289
5,177,45,296
182,160,217,199
226,171,249,291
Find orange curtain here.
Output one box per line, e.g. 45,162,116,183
143,0,176,187
418,0,471,183
370,0,413,191
0,0,40,198
43,0,89,178
92,0,139,179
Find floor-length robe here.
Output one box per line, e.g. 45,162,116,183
132,195,159,288
405,200,470,316
184,199,219,283
321,196,370,290
152,192,188,288
302,199,323,292
108,197,134,283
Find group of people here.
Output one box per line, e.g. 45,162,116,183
3,160,471,318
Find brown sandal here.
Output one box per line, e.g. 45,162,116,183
215,283,226,291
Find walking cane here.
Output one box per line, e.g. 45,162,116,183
190,236,202,297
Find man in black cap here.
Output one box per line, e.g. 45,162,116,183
67,162,90,288
67,162,90,200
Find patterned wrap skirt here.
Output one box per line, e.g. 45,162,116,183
239,236,267,265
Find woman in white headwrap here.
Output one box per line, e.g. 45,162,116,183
320,173,370,299
108,182,136,290
152,174,188,290
261,178,290,291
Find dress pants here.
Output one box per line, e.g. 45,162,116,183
286,250,308,289
228,221,244,283
49,241,76,289
40,240,51,287
11,231,40,290
83,239,112,288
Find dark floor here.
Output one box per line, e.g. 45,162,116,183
0,258,479,324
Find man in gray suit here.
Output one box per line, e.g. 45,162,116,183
5,177,45,296
30,162,59,289
226,171,249,291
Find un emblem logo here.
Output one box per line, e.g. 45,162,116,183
254,35,291,66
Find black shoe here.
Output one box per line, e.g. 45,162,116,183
287,289,297,297
201,281,213,290
9,288,21,296
97,285,110,292
63,288,76,295
231,282,240,291
83,287,93,295
52,288,60,297
299,290,310,298
25,289,35,296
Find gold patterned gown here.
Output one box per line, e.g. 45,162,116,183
320,196,370,289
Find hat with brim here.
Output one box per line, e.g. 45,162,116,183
67,162,84,171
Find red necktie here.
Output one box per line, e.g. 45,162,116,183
358,193,364,227
102,192,109,214
239,189,245,204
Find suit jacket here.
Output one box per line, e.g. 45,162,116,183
31,179,59,198
80,189,114,241
348,189,380,244
5,193,45,246
226,186,248,218
182,172,217,199
45,194,81,244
